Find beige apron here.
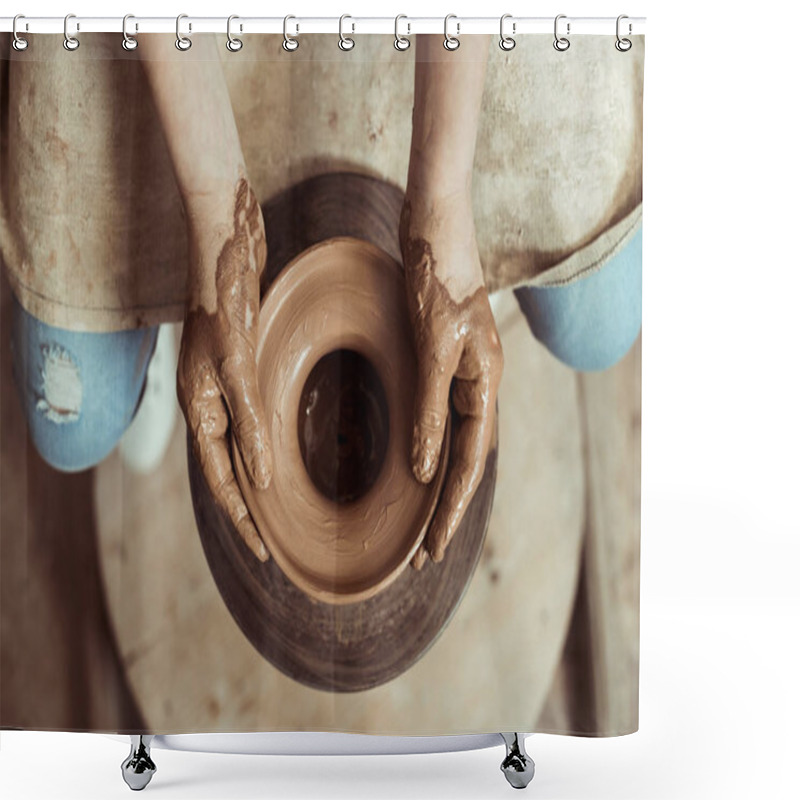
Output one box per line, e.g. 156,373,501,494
0,33,643,332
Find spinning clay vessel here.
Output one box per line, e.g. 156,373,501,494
232,236,450,605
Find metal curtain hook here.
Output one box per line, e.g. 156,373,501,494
63,13,80,51
394,14,411,51
227,15,243,51
499,14,516,51
339,14,355,50
122,14,138,51
12,14,29,51
615,14,632,51
443,14,460,51
282,15,299,51
553,14,570,51
175,13,192,51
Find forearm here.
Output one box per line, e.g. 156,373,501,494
407,34,490,200
137,34,256,312
403,35,490,301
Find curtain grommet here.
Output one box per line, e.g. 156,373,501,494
499,14,516,51
121,14,138,51
12,14,29,51
615,14,632,51
282,15,299,51
338,14,355,51
394,14,411,51
226,15,243,52
63,13,80,51
553,14,570,52
443,13,460,51
175,13,192,51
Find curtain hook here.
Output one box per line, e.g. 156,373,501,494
394,14,411,51
122,14,138,51
615,14,632,51
282,15,299,51
63,13,80,51
12,14,29,51
175,13,192,51
443,13,460,51
499,14,516,51
227,14,243,51
339,14,355,51
553,14,570,52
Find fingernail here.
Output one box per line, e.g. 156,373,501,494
411,546,427,570
430,522,447,563
257,540,268,562
250,448,270,490
254,463,269,491
411,428,422,472
411,428,436,483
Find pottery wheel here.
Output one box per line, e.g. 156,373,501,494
188,173,498,692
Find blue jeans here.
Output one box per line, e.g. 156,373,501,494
9,291,158,472
515,225,643,372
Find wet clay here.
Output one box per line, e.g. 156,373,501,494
179,177,272,564
298,349,390,504
231,237,450,604
399,198,504,568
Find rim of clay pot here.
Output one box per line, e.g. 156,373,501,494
233,236,450,605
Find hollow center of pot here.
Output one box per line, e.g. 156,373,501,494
298,349,390,504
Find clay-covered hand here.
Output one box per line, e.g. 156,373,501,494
400,189,504,569
178,178,272,563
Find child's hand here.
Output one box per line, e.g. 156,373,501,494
138,38,272,563
178,178,272,563
400,186,503,568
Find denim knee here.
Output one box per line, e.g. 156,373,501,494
9,293,158,472
514,226,642,372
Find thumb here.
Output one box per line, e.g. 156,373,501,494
218,352,272,490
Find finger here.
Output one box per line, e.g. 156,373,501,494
218,352,272,491
411,343,459,484
196,427,270,563
217,469,271,563
188,388,270,563
411,542,428,570
426,377,496,563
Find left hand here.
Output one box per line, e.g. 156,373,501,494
399,186,504,568
178,178,273,563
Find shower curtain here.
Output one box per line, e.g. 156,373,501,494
0,26,643,738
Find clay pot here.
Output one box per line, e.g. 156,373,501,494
232,236,449,605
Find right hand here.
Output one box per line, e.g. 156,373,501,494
399,187,504,569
